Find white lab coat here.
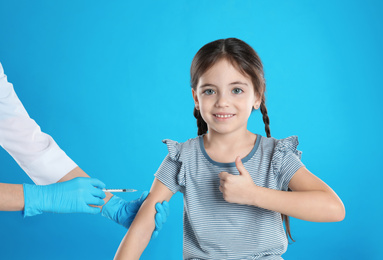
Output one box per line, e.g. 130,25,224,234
0,63,77,185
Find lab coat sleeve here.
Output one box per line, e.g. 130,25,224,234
0,63,77,185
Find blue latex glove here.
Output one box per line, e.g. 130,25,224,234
23,177,106,217
101,191,170,239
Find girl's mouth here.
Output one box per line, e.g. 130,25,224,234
214,114,235,118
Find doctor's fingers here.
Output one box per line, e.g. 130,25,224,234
162,201,170,216
84,194,106,207
88,186,106,199
86,178,106,190
140,191,150,202
83,205,103,214
151,230,159,239
154,211,163,230
155,202,168,223
74,197,104,214
74,177,106,190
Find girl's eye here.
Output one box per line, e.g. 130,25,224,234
232,88,243,94
203,89,216,95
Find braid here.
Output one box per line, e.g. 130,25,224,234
194,108,208,135
260,97,295,241
260,99,271,138
282,214,295,242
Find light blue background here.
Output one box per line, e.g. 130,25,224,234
1,1,382,259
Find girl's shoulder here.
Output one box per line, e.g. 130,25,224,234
260,135,299,148
259,135,302,158
161,136,201,162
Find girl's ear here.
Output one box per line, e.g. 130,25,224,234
253,95,261,110
192,89,200,110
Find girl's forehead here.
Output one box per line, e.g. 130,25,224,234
198,59,252,86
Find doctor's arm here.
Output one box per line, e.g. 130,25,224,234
0,166,169,236
0,63,107,214
0,175,106,214
115,178,173,260
0,63,169,233
0,183,24,211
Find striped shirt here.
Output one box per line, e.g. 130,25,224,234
155,134,304,260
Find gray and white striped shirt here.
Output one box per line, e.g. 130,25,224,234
155,134,304,260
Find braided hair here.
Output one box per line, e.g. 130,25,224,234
190,38,293,242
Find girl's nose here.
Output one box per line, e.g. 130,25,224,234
215,93,229,107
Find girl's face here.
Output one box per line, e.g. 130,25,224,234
192,59,261,137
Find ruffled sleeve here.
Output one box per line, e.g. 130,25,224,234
163,139,182,161
154,139,185,194
271,136,304,191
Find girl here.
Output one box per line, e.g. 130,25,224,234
115,38,345,259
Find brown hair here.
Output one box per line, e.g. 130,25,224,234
190,38,294,242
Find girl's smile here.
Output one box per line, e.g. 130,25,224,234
213,113,235,119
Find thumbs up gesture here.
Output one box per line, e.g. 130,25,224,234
218,156,257,205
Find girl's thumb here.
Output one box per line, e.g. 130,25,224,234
235,156,247,175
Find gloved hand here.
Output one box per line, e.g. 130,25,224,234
101,192,170,239
23,177,106,217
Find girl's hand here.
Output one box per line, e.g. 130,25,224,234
218,156,257,205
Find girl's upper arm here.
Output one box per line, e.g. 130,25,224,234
114,178,175,260
149,177,175,202
288,167,334,193
288,167,345,222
